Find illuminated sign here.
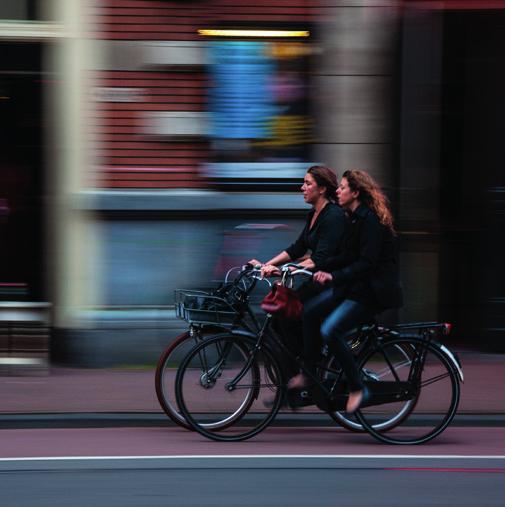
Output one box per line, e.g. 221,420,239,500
198,29,309,38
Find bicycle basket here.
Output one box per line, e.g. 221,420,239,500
174,289,239,326
213,281,250,306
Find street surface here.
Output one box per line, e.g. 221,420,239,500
1,425,505,458
0,349,503,505
1,425,504,506
2,456,504,506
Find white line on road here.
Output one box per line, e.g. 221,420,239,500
1,454,505,461
1,455,504,472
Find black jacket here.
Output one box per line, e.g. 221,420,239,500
285,202,347,267
316,205,403,310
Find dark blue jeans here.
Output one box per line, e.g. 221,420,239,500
302,288,375,392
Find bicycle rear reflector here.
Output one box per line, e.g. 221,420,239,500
442,323,452,335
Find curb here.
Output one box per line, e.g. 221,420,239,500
0,412,504,430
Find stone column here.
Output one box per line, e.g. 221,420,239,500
45,0,102,334
314,1,400,190
314,1,402,323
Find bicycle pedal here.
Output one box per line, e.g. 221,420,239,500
287,388,315,408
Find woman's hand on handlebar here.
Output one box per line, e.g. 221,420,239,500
260,264,281,278
244,259,281,278
313,271,333,284
247,259,263,269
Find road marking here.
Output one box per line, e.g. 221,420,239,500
1,455,504,472
384,467,505,473
1,454,505,462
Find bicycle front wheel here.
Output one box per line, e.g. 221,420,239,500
355,337,460,445
176,333,285,441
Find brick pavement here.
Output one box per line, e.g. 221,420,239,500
0,349,503,415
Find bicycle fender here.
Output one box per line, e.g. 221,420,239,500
226,328,259,340
439,344,464,383
392,333,464,384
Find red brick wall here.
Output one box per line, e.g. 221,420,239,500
91,70,209,188
90,0,318,189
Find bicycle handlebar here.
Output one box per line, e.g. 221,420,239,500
279,263,313,278
291,268,313,277
239,262,313,287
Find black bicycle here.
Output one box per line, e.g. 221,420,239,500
155,266,264,430
157,264,412,434
174,265,463,444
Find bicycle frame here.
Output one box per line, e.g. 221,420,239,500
180,264,463,417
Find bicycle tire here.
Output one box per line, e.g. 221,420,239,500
322,341,418,432
176,333,285,442
355,336,460,445
156,328,258,431
155,331,200,430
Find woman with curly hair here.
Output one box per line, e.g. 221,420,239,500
288,169,403,413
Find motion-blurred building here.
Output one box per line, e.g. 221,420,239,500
0,0,503,367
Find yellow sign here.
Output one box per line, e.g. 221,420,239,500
254,116,314,147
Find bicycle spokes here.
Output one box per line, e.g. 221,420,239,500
356,338,460,444
176,334,285,441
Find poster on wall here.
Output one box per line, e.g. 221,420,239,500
206,39,315,189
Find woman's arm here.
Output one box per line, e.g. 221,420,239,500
296,257,315,270
308,208,347,268
265,250,291,266
284,214,311,262
254,250,291,277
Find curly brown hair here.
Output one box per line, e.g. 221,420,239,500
343,169,395,233
307,165,339,202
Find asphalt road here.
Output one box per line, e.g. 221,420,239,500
1,426,504,505
1,456,504,506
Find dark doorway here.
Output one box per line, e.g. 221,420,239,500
0,43,45,301
439,9,505,350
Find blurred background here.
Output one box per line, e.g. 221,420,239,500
0,0,504,370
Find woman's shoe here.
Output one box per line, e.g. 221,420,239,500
346,386,370,414
287,373,310,390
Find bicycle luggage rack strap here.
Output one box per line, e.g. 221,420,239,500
174,289,238,326
394,322,449,332
392,322,453,340
395,321,440,329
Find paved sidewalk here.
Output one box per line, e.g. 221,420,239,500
0,349,503,416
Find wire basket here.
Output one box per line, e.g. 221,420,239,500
174,289,240,326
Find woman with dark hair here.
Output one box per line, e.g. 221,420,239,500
249,165,347,278
248,166,348,392
288,169,403,413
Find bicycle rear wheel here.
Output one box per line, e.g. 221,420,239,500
155,331,204,430
176,333,284,441
355,337,460,444
322,341,418,432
